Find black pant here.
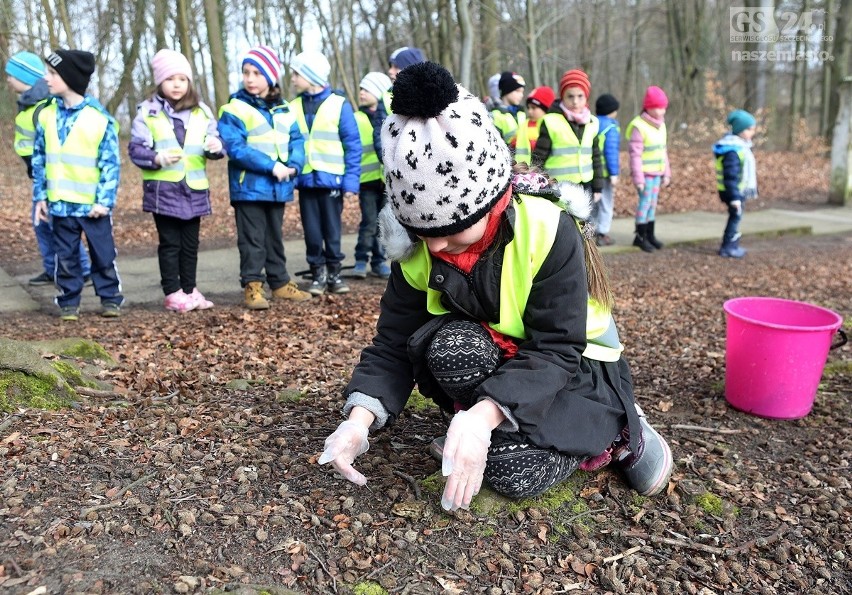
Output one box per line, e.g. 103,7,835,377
233,201,290,288
154,214,201,295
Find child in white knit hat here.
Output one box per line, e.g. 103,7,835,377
319,62,673,512
351,72,392,280
129,48,225,312
289,50,362,296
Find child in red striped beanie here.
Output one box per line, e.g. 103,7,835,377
529,69,603,203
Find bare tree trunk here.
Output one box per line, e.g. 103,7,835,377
525,0,539,86
456,0,473,88
175,0,193,61
106,0,147,114
203,0,229,110
820,0,837,136
55,0,75,46
623,0,642,107
827,0,852,140
153,2,168,51
39,0,59,47
480,0,498,87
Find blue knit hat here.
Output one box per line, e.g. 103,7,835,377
388,47,425,70
5,51,45,87
728,109,756,135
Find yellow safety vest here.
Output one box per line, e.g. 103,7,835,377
541,113,599,183
354,111,382,183
219,98,293,164
40,102,112,205
514,118,542,164
289,94,346,175
491,109,520,145
715,148,747,192
142,106,212,190
382,91,393,115
625,116,666,173
399,194,623,361
14,99,48,157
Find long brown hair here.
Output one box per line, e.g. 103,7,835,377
155,81,201,112
511,163,614,310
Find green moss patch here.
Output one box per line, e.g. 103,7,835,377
404,389,438,412
31,337,116,366
0,370,71,412
352,582,388,595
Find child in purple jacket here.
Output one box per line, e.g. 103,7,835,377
128,49,225,312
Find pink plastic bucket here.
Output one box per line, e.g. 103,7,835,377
723,297,846,419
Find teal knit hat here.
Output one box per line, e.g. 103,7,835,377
728,109,756,135
5,51,45,87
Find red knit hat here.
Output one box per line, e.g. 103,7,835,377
559,69,590,99
643,86,668,110
526,86,556,110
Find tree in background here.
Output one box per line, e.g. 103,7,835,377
0,0,847,146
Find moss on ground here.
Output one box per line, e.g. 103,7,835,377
32,337,116,365
404,389,437,412
0,370,71,412
352,582,388,595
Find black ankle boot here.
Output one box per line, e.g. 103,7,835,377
647,220,664,249
326,263,350,294
632,223,655,253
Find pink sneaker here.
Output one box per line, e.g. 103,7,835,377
163,290,196,312
188,288,214,310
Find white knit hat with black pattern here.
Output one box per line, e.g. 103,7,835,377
381,62,512,237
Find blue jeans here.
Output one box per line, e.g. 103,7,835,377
354,184,386,266
33,203,90,276
53,215,122,308
722,201,744,243
298,188,344,267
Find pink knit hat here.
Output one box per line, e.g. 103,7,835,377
152,49,193,86
643,86,668,110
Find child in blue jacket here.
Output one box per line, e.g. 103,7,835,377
713,110,757,259
218,46,310,309
594,94,620,246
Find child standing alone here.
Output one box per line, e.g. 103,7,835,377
626,86,670,252
33,49,123,320
218,46,310,309
713,110,758,259
129,49,225,312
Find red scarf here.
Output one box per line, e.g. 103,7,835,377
431,187,512,273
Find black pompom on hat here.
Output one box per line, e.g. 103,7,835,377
382,62,512,237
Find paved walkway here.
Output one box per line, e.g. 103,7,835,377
4,205,852,314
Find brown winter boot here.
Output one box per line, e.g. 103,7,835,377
244,281,270,310
271,280,311,301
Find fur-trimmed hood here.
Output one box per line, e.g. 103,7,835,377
379,174,592,262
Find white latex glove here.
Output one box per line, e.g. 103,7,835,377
204,136,223,153
155,150,182,167
731,200,742,215
593,192,602,203
88,204,110,218
272,162,289,182
610,175,619,186
318,420,369,486
441,410,492,511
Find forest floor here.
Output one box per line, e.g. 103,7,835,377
0,143,850,594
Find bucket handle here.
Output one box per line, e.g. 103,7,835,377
830,329,848,350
